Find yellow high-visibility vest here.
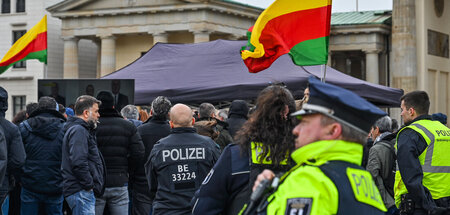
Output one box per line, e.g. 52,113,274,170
394,119,450,207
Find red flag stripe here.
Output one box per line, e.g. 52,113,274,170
0,32,47,67
257,5,331,59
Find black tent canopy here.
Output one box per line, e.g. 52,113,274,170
102,40,403,107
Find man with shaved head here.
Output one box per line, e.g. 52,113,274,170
145,104,220,215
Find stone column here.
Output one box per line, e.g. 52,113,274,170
391,0,417,93
100,36,116,77
193,31,210,43
11,0,16,13
63,37,79,78
364,50,380,84
153,32,168,45
94,39,101,78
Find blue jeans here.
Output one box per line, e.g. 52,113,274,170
130,188,152,215
95,186,129,215
1,195,8,215
20,188,63,215
65,190,95,215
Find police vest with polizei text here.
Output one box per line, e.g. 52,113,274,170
394,119,450,207
319,161,386,214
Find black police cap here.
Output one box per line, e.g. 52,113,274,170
291,77,387,134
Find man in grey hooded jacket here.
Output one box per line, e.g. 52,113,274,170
367,115,398,214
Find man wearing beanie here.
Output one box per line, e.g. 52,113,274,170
94,91,144,215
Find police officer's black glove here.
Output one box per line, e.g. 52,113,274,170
428,207,450,215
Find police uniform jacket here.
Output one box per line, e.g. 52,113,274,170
263,140,386,215
146,127,220,215
192,142,292,215
395,115,449,211
192,144,250,215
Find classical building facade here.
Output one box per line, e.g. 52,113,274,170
47,0,261,78
0,0,96,120
392,0,450,116
329,10,392,86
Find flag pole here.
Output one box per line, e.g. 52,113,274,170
43,63,47,79
320,64,327,82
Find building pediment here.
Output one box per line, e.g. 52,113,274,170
48,0,187,13
47,0,93,13
47,0,261,18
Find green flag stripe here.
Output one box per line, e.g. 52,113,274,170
288,36,329,66
0,49,47,74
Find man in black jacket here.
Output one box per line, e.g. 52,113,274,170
95,91,144,215
197,103,233,149
132,96,171,215
226,100,249,138
0,87,26,214
111,80,129,111
145,104,220,215
19,96,66,214
62,95,105,215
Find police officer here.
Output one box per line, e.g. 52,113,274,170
251,77,387,214
145,103,220,215
192,84,296,215
395,91,450,215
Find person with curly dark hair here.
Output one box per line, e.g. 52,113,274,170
192,84,296,215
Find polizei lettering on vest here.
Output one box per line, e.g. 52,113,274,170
162,148,205,162
435,129,450,137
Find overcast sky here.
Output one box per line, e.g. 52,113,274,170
235,0,393,12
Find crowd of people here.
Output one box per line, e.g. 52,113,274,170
0,75,449,215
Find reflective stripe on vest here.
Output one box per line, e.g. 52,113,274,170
411,123,450,173
394,119,450,207
250,142,288,165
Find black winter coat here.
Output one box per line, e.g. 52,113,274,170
226,100,249,138
19,109,66,195
96,108,144,188
133,117,170,197
62,116,106,197
197,117,233,150
0,126,7,192
0,119,26,196
0,87,26,197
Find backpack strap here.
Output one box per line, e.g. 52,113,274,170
376,141,396,158
373,140,396,198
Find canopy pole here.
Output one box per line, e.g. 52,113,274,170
320,64,327,82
